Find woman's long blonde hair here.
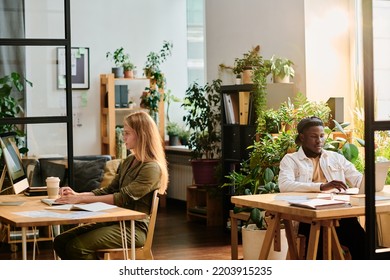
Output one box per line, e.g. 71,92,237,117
124,111,168,194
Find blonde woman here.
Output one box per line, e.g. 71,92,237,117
53,111,168,260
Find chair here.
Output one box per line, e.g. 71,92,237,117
97,190,159,260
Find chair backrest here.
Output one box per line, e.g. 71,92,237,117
143,189,159,253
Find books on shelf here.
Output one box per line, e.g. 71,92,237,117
223,93,240,124
238,91,250,125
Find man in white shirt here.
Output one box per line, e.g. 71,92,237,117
279,116,366,259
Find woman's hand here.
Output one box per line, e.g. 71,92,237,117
320,180,348,192
58,186,78,197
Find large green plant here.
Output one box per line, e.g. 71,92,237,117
0,72,32,154
182,79,222,159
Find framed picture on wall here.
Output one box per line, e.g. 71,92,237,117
57,47,90,89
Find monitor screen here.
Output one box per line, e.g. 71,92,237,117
0,133,29,194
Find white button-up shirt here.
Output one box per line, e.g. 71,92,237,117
278,147,363,192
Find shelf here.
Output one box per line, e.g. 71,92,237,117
186,185,223,226
100,73,165,159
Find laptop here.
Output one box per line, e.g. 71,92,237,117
0,133,30,194
359,160,390,194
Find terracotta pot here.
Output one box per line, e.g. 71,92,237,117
124,70,134,79
242,69,253,84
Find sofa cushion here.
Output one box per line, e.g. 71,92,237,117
99,159,121,188
72,158,107,192
40,160,67,187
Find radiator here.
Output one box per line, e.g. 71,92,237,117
166,152,193,201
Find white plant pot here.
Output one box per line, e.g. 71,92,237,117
273,74,290,83
242,224,288,260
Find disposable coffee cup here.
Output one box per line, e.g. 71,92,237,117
46,177,60,199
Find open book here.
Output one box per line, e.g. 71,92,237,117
42,199,117,212
289,198,351,210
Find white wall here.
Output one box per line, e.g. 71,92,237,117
304,0,353,122
24,0,355,156
25,0,187,156
205,0,306,95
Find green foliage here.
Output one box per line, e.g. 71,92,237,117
106,47,129,67
166,121,181,136
323,120,363,164
182,79,222,159
0,72,33,154
140,87,161,119
269,55,295,79
228,167,279,229
144,41,173,89
233,45,268,74
163,89,181,123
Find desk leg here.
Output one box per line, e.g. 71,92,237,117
306,222,321,260
21,226,27,260
259,213,280,260
131,220,135,260
119,221,129,260
322,225,332,260
330,225,345,260
284,220,299,259
231,215,238,260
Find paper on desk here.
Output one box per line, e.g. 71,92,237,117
274,195,308,203
45,202,117,212
13,210,103,219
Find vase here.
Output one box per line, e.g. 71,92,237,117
241,224,288,260
112,67,124,78
190,159,219,186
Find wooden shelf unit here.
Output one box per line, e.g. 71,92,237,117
100,74,165,159
2,225,54,252
186,185,223,226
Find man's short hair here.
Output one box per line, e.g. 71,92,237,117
295,116,324,145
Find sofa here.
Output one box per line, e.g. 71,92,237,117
22,155,122,192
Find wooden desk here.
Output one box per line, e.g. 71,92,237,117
0,195,147,260
231,187,390,260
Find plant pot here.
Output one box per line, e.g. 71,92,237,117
191,159,220,186
124,70,134,79
168,135,180,146
112,67,124,78
273,74,290,83
242,224,288,260
242,69,253,84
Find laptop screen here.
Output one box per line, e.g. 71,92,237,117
0,133,29,194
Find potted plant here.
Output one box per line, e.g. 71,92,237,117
166,121,181,146
223,166,287,259
182,79,222,185
0,72,32,155
123,59,136,79
233,45,267,84
269,55,295,83
144,41,173,89
106,47,129,78
140,87,161,123
164,89,182,145
178,128,190,146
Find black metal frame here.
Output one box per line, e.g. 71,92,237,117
362,0,390,259
0,0,74,187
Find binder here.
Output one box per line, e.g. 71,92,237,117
114,85,121,108
239,91,250,125
120,85,128,108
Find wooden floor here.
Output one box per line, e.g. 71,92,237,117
0,199,242,260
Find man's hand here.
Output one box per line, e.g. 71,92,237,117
320,180,348,192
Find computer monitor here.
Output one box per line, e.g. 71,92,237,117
0,132,29,194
